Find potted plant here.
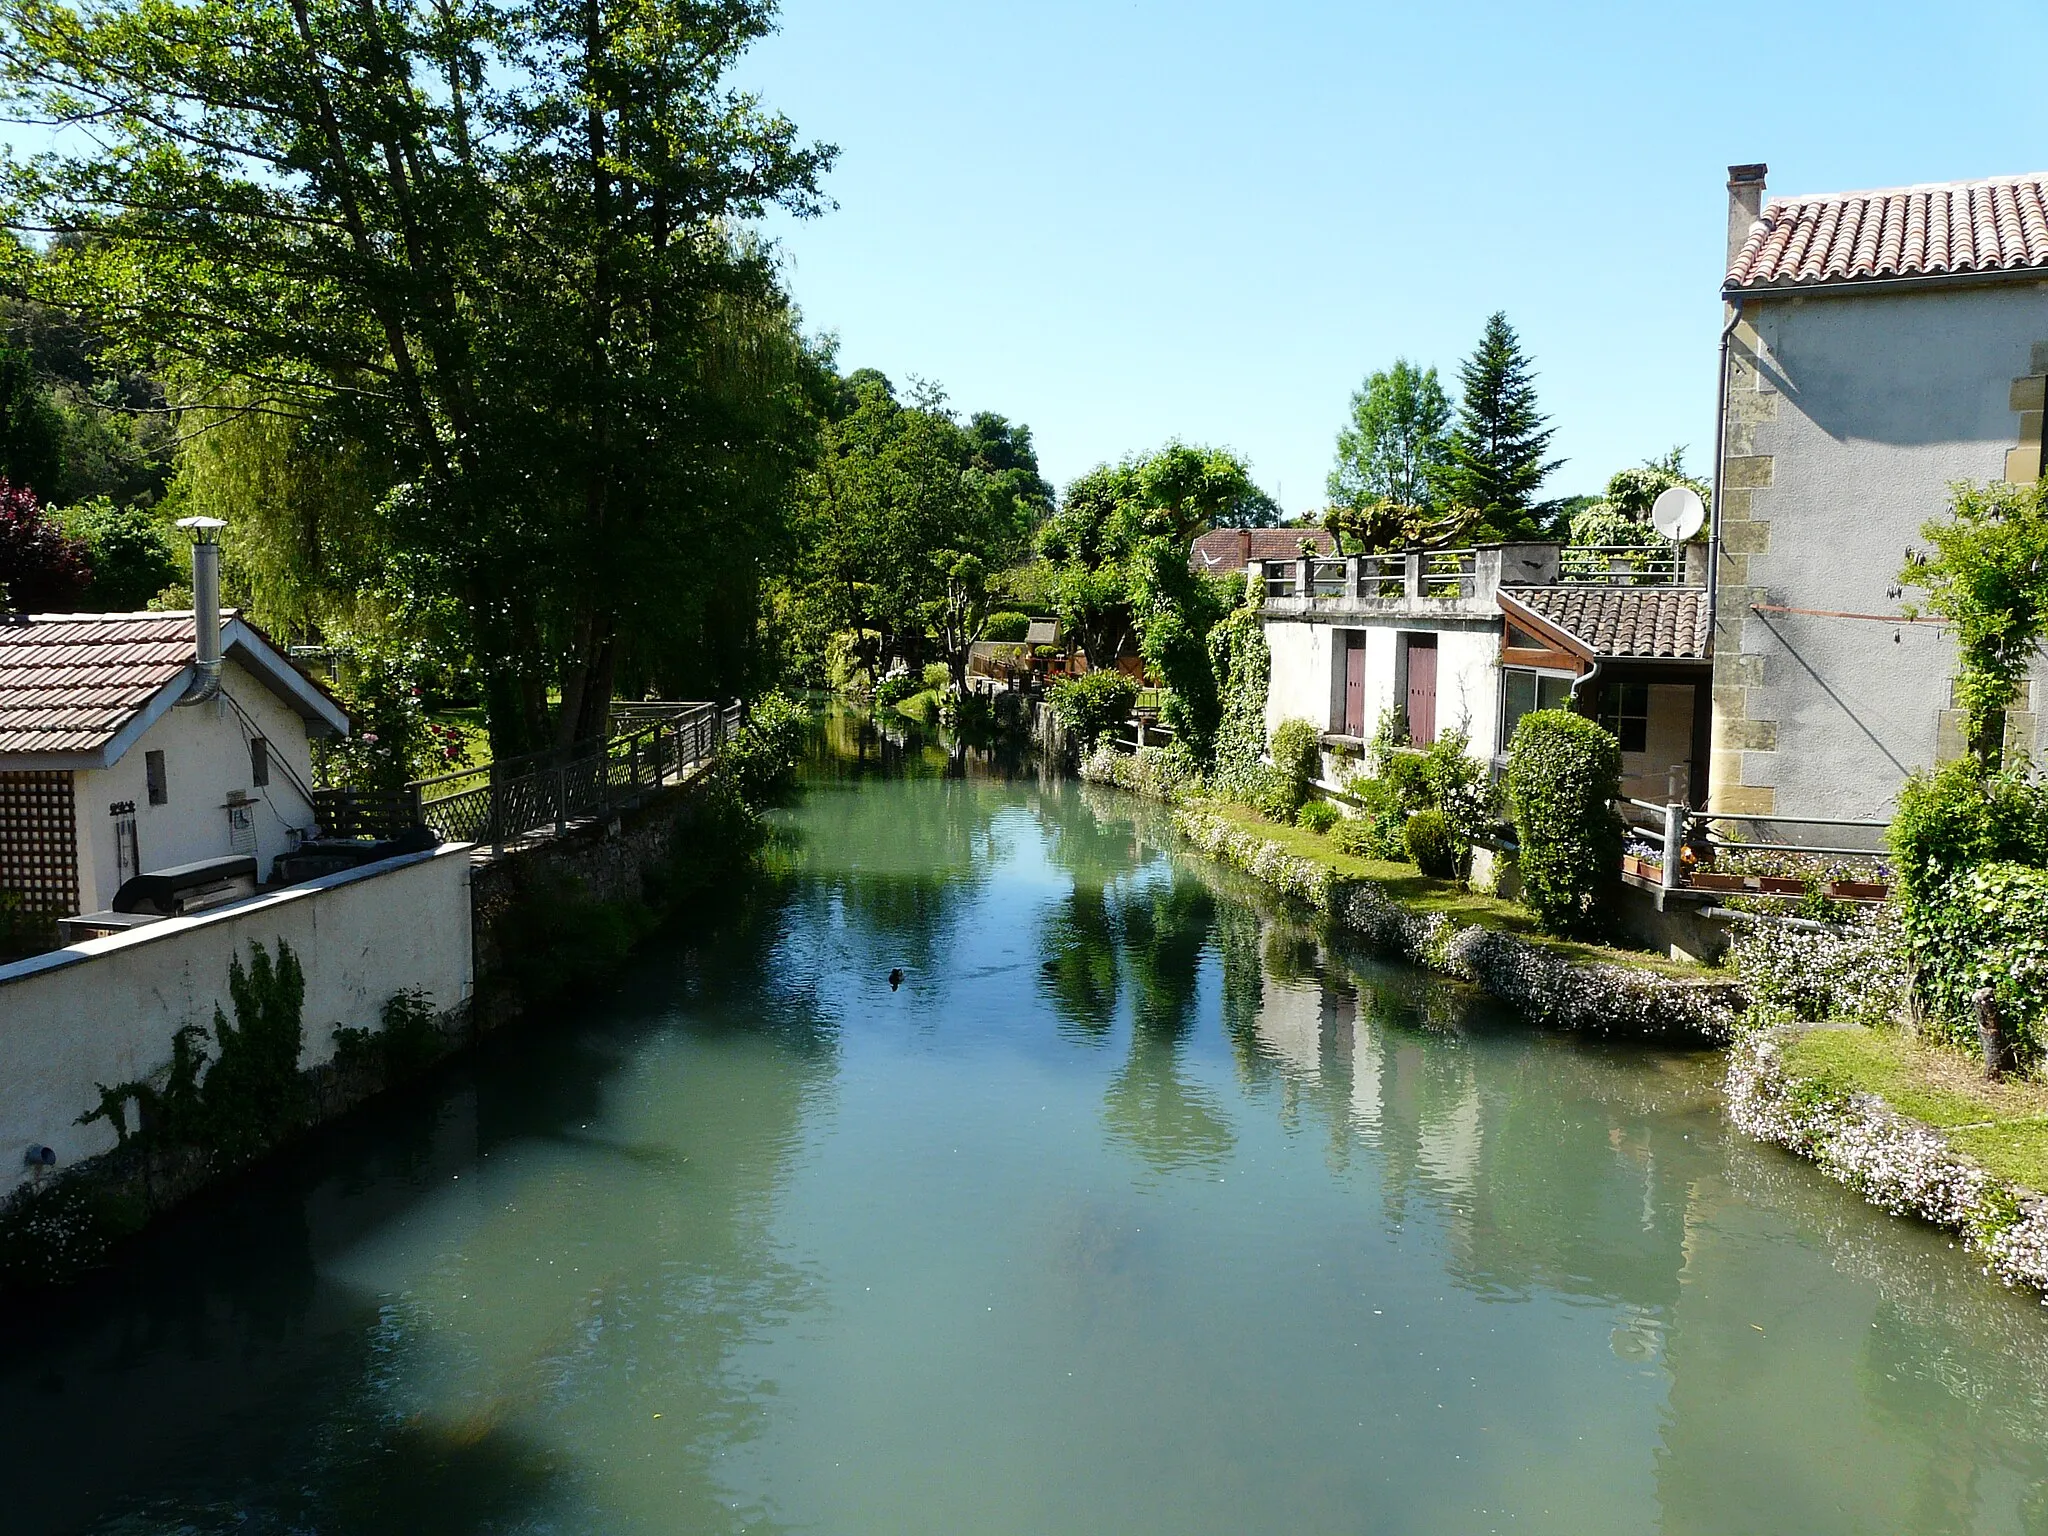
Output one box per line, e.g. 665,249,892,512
1687,867,1747,892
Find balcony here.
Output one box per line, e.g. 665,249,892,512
1256,541,1705,620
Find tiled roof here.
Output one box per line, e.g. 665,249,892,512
1726,172,2048,290
1189,527,1334,572
0,611,222,756
1500,586,1710,662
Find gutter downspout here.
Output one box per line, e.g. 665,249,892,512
175,516,226,706
1708,297,1743,633
1568,654,1602,706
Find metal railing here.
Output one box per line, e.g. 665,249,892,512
1263,561,1300,600
1308,558,1349,599
1614,799,1890,896
316,701,737,852
1358,554,1406,599
1560,544,1686,586
1422,548,1477,600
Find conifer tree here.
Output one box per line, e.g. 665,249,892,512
1434,313,1564,540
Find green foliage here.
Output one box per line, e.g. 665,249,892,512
0,1177,138,1290
982,610,1031,642
1731,906,1910,1028
1264,718,1324,823
0,476,89,611
722,690,808,811
1434,312,1563,541
1418,727,1493,852
1570,448,1711,547
54,498,179,610
1295,799,1340,835
79,940,309,1164
1039,444,1275,757
312,645,438,797
1327,359,1451,513
921,662,951,692
1365,706,1411,776
1331,778,1409,860
1902,478,2048,764
0,343,62,497
1049,670,1139,751
1889,759,2048,911
1405,808,1458,878
0,0,837,753
873,672,920,708
1911,863,2048,1057
1207,598,1271,797
1082,741,1205,805
1505,710,1622,937
334,987,443,1077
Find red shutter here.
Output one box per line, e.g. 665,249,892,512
1405,636,1437,746
1343,634,1366,737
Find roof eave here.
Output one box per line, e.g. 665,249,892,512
1725,264,2048,301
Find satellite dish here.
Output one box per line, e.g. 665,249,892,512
1651,486,1706,542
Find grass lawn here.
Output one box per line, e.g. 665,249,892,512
425,705,491,773
1198,801,1712,980
1785,1025,2048,1191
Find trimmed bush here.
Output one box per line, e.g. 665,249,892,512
1506,709,1622,937
873,671,919,708
1405,809,1458,878
1296,799,1340,835
1265,717,1323,822
1912,861,2048,1056
983,611,1031,642
1049,670,1139,750
921,662,951,693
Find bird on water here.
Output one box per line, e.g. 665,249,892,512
888,968,905,991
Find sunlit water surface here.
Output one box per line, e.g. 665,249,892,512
8,713,2048,1534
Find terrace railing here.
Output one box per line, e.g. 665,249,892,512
1559,544,1686,586
1421,548,1477,600
1615,799,1891,899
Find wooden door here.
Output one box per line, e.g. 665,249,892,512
1343,633,1367,737
1405,635,1437,745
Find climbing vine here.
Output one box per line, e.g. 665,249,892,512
1208,579,1271,799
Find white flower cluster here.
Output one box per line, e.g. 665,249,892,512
1080,742,1202,805
1730,906,1911,1028
1728,1030,2048,1299
1172,804,1738,1043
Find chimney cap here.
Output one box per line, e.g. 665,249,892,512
1727,163,1768,186
175,516,226,543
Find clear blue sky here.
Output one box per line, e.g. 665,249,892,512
734,0,2048,514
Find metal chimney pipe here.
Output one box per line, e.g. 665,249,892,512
176,516,226,706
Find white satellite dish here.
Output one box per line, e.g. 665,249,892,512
1651,485,1706,542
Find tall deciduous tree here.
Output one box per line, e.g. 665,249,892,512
1434,312,1563,541
0,0,833,754
1327,359,1450,514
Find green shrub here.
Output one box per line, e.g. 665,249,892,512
1889,759,2048,910
1332,778,1409,859
1296,799,1340,835
1505,709,1622,937
1380,750,1430,814
1731,905,1910,1029
1405,808,1458,878
1910,861,2048,1056
723,690,807,809
921,662,951,693
873,671,919,709
1208,603,1271,797
1049,670,1139,750
983,611,1031,642
1264,717,1324,822
1419,728,1493,849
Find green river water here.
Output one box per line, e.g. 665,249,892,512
7,712,2048,1533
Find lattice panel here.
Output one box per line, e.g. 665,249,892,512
0,770,79,918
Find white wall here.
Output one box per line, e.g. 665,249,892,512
1726,284,2048,820
0,844,472,1195
1264,614,1501,765
71,658,323,910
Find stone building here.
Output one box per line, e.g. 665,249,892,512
1712,163,2048,822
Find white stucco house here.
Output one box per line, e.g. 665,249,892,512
1256,543,1713,805
0,606,350,925
1712,163,2048,822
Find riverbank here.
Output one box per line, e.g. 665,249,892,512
1729,1024,2048,1298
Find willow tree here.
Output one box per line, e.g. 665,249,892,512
0,0,832,753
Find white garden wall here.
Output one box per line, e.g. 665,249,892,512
0,844,472,1195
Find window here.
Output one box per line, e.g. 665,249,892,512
145,749,168,806
1498,668,1574,752
1598,680,1651,755
250,736,270,788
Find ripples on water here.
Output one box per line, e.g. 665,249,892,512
7,707,2048,1534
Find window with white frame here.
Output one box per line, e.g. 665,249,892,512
1597,680,1650,754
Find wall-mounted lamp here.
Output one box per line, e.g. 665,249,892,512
24,1145,55,1168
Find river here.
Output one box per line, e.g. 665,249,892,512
6,710,2048,1534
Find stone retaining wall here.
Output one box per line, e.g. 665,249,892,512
1171,802,1740,1043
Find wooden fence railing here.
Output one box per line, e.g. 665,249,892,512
313,700,740,852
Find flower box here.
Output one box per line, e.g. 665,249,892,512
1825,879,1889,901
1756,876,1807,896
1687,871,1747,892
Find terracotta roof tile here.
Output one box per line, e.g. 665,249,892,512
1500,587,1709,662
1189,527,1334,572
1727,171,2048,291
0,611,217,756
